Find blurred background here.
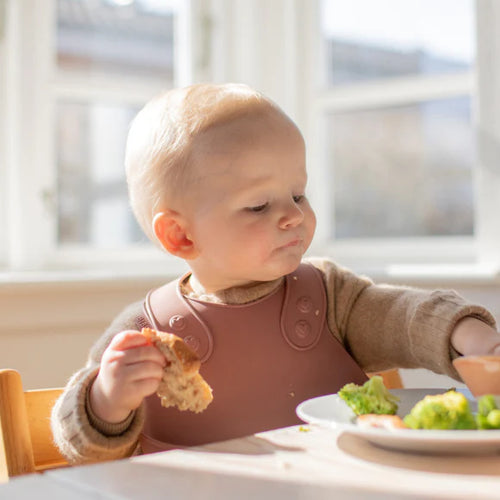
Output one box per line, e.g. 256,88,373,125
54,0,474,246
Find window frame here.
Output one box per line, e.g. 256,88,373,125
300,0,482,270
1,0,499,278
0,0,7,266
0,0,196,273
1,0,56,271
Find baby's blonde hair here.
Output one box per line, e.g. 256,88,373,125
125,83,282,242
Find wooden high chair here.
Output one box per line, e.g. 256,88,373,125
0,369,67,481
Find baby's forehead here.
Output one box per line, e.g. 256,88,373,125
186,108,305,184
193,106,298,154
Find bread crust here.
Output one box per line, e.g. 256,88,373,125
141,328,213,413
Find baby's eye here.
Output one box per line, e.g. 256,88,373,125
246,202,269,213
293,194,305,203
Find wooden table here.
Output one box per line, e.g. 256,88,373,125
2,425,500,499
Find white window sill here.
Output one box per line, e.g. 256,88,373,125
0,262,187,289
353,262,500,286
1,261,499,289
0,248,189,288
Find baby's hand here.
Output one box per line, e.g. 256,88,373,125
90,330,166,423
451,317,500,358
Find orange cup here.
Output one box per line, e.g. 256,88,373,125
453,356,500,397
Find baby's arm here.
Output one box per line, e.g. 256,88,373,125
451,317,500,356
90,331,166,423
51,301,152,464
308,257,497,379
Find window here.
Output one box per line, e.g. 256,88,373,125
307,0,478,266
56,101,142,248
56,0,178,249
0,0,191,271
329,97,474,239
1,0,500,276
321,0,474,85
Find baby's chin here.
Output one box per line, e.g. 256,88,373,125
258,257,303,281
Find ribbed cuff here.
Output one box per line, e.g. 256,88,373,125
409,290,497,379
85,377,136,437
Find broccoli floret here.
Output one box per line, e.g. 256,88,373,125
476,395,500,429
403,391,476,430
338,376,400,416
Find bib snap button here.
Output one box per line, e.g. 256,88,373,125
295,320,311,339
169,314,186,331
296,295,313,313
183,335,200,352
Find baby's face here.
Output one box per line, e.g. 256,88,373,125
183,108,316,291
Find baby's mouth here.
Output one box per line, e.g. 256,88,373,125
282,238,301,248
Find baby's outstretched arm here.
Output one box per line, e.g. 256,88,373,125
451,317,500,356
89,330,166,423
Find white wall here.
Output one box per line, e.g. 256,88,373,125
0,275,170,389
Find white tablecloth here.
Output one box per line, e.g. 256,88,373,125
2,425,500,499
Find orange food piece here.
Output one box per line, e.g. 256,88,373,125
356,414,408,429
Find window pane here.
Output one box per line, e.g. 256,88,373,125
57,0,175,81
57,101,145,248
321,0,474,86
329,97,474,239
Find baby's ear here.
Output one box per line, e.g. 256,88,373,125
152,211,199,259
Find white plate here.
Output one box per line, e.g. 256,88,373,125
296,388,500,455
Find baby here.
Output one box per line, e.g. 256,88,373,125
52,83,500,463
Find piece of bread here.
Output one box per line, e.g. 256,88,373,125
141,327,213,413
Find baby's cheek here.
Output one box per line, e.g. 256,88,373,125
249,229,274,252
237,237,269,265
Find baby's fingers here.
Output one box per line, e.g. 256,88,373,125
117,344,166,367
110,330,150,351
125,360,165,381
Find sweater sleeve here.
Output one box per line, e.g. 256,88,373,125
51,301,147,464
307,257,497,380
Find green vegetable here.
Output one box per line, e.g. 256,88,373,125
338,376,400,415
403,391,476,430
476,395,500,429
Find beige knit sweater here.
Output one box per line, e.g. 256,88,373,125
51,258,496,464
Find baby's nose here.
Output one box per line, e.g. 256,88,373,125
279,203,304,229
